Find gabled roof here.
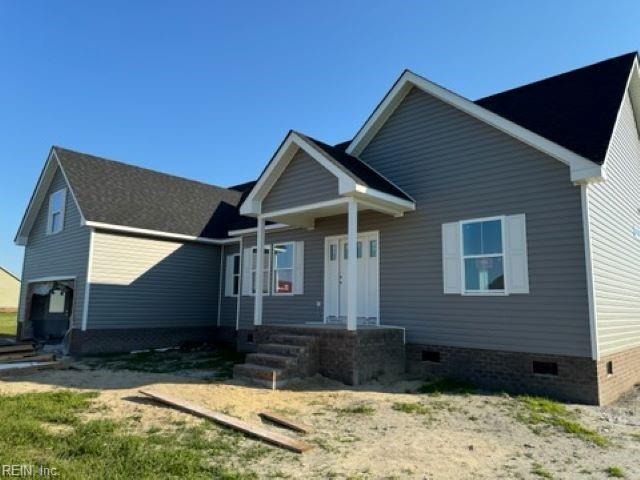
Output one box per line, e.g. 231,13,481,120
476,52,637,164
239,130,415,217
16,147,250,243
297,134,413,202
0,266,20,282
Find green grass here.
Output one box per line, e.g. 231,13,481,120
531,463,554,478
391,402,431,415
0,390,256,479
605,466,625,478
0,311,17,337
84,346,245,379
514,396,608,447
336,403,376,415
416,377,476,395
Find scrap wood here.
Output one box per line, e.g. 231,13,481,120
139,389,313,453
0,361,62,377
259,411,313,434
0,344,35,355
3,354,55,364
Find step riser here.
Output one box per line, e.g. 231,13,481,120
246,353,295,369
257,344,304,357
267,335,317,347
233,364,289,381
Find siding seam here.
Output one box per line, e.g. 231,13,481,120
581,184,599,360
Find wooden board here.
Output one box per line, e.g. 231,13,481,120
259,411,313,434
0,344,35,355
0,361,61,377
139,389,313,453
3,354,55,364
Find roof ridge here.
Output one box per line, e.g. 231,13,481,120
476,51,637,102
53,146,240,195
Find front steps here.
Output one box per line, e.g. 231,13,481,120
233,333,319,388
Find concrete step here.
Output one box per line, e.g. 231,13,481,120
267,334,317,347
257,343,305,357
246,353,296,369
234,373,293,389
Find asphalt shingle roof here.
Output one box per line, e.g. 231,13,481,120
475,52,637,164
54,147,247,239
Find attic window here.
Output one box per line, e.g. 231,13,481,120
47,188,66,235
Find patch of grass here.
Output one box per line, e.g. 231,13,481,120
531,463,554,478
84,346,244,379
0,311,16,337
417,377,476,395
514,396,608,447
392,402,430,415
630,432,640,442
0,390,256,479
336,403,376,415
605,466,625,478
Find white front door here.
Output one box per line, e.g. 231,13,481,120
324,232,379,325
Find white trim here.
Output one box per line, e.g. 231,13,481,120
262,198,349,219
352,184,416,210
228,223,291,237
254,217,265,326
46,188,67,235
347,199,358,330
236,237,243,330
217,244,224,326
345,70,603,184
53,149,86,224
581,184,599,360
459,216,508,296
83,221,239,245
81,229,95,331
225,252,241,298
27,275,76,284
323,230,380,325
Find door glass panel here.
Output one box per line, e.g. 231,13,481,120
369,239,377,258
343,244,348,259
357,241,362,258
329,244,337,261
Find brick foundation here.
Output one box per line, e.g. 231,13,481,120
68,326,219,355
597,344,640,404
253,325,406,385
407,343,600,404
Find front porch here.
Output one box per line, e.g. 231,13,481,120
233,324,406,387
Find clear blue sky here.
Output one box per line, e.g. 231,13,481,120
2,1,639,276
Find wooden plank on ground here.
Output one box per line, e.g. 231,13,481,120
3,354,55,364
0,361,62,377
139,389,313,453
259,411,313,434
0,344,35,355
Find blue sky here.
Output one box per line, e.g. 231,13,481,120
2,1,639,276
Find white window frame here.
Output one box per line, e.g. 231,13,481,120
460,215,508,296
46,188,66,235
272,242,296,296
251,245,271,295
229,253,241,297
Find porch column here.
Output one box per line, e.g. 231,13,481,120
347,199,358,331
254,216,265,326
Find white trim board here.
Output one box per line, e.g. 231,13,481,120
27,275,77,284
83,221,240,245
581,184,599,360
345,70,604,184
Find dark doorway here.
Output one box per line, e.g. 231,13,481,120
28,282,74,342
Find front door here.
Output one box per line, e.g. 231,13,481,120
324,232,379,325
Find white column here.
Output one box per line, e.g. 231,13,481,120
254,216,265,326
347,199,358,331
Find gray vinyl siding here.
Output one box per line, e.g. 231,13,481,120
262,149,339,212
87,231,220,329
588,90,640,356
242,87,592,357
219,243,240,327
18,167,90,329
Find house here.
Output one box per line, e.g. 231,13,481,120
0,267,20,312
14,52,640,404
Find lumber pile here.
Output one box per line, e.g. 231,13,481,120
140,389,313,453
0,343,62,377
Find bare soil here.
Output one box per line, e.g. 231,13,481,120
0,365,638,479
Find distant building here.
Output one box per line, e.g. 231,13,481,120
0,266,20,312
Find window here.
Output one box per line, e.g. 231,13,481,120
461,218,504,293
251,246,271,294
273,243,294,294
48,289,66,313
47,189,66,235
225,254,241,297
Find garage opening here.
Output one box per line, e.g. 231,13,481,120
24,280,74,347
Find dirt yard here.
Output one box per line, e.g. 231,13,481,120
0,353,638,479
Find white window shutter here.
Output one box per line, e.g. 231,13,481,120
224,255,235,297
241,248,253,296
293,241,304,295
506,214,529,294
442,222,461,294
